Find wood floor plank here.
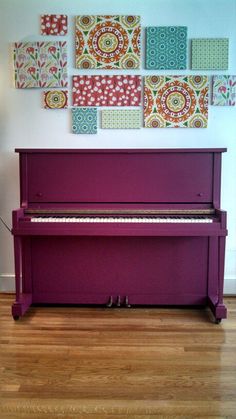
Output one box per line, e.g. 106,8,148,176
0,294,236,418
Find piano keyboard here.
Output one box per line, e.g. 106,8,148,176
30,216,213,223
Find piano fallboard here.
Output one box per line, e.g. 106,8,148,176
11,148,228,322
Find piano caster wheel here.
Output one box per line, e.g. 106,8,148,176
13,315,19,321
116,295,121,308
215,318,222,324
106,296,113,308
125,296,131,308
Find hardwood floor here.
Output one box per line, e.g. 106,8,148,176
0,294,236,418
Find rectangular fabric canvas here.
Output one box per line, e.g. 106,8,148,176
146,26,187,70
41,15,68,36
191,39,229,70
212,75,236,106
72,108,97,134
13,41,68,88
101,110,141,129
72,75,142,107
75,15,141,69
43,90,68,109
144,75,209,128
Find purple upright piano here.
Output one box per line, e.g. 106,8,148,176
12,148,227,322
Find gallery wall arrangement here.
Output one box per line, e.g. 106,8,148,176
12,14,235,134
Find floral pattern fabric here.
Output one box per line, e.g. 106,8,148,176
212,76,236,106
13,42,68,88
75,15,141,69
44,90,68,109
101,110,141,129
41,15,68,36
72,75,141,107
144,75,209,128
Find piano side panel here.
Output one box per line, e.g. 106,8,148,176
26,152,214,205
30,236,208,305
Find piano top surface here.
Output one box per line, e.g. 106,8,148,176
15,148,227,153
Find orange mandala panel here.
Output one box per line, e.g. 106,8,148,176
144,75,209,128
75,15,140,69
44,90,68,109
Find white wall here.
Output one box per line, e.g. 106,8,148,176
0,0,236,293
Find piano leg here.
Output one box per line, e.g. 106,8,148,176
208,236,227,323
12,236,32,320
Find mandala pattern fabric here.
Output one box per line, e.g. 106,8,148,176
41,15,68,36
75,15,141,69
72,75,141,107
144,75,209,128
146,26,187,70
101,110,141,129
212,76,236,106
13,42,68,88
44,90,68,109
72,108,97,134
191,39,229,70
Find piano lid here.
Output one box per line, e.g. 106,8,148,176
16,149,226,208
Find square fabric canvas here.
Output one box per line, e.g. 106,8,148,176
146,26,187,70
72,108,97,134
41,15,68,36
101,110,141,129
212,76,236,106
43,90,68,109
72,75,142,107
75,15,140,69
144,75,209,128
191,39,229,70
13,41,68,88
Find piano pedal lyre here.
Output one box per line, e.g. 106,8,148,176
125,296,131,308
106,296,113,308
116,295,121,307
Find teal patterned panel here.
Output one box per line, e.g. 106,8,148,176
72,108,97,134
191,39,229,70
146,26,187,70
101,110,141,129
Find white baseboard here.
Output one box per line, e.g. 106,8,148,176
1,273,236,295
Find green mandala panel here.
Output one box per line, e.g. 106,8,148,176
146,26,187,70
72,108,97,134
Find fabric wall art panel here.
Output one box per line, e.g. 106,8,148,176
75,15,141,69
146,26,187,70
191,39,229,70
144,75,209,128
101,110,142,129
72,75,141,107
72,108,97,134
212,75,236,106
43,90,68,109
13,41,68,88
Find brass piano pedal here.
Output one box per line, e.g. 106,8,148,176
106,296,113,308
125,296,131,308
116,295,121,307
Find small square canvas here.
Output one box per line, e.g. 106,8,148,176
43,90,68,109
146,26,187,70
75,15,141,69
41,15,68,36
212,76,236,106
144,75,209,128
72,108,97,134
191,39,229,70
72,75,141,107
101,110,141,129
13,41,68,88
